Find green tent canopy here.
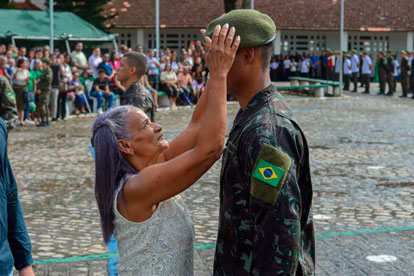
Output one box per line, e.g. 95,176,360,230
0,9,116,44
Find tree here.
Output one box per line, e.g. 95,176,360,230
45,0,113,30
0,0,10,9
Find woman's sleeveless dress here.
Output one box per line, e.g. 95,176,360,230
113,185,195,276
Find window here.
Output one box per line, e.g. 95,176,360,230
280,33,326,54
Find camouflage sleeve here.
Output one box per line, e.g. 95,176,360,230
239,123,304,275
0,78,19,130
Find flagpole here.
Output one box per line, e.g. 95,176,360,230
155,0,159,60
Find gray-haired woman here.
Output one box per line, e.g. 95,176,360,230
91,25,239,275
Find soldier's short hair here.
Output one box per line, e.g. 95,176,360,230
123,52,148,79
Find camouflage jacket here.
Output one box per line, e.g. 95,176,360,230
0,75,18,130
121,80,155,122
385,57,394,75
214,84,315,276
378,57,387,75
400,57,410,77
38,67,53,92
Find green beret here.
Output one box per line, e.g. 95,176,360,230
386,49,393,54
362,51,368,55
351,49,358,53
41,57,50,63
205,9,276,49
334,51,340,54
378,51,385,56
401,50,407,55
345,54,351,58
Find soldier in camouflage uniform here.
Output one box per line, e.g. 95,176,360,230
37,58,53,127
0,75,19,130
400,51,410,98
205,10,315,276
377,52,387,95
118,52,155,122
385,50,395,96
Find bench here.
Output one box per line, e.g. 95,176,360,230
275,84,329,98
157,91,170,107
289,77,343,96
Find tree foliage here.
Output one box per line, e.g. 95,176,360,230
45,0,113,30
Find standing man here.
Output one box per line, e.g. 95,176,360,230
327,49,335,80
409,51,414,97
361,52,372,94
399,50,410,98
377,52,387,95
310,51,319,78
350,49,360,92
117,52,155,122
0,74,19,129
71,42,89,74
0,118,35,276
205,9,315,275
334,51,341,81
343,54,352,91
37,57,53,127
146,49,160,89
300,53,310,78
385,50,395,96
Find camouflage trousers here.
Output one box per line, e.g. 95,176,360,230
38,89,51,123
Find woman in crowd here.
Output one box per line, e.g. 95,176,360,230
170,55,180,73
91,25,239,275
192,65,205,101
13,58,30,126
290,56,298,76
68,71,87,115
141,69,158,109
270,56,278,82
57,54,72,120
110,51,121,72
160,62,180,110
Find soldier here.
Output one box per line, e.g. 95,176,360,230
400,51,410,98
37,57,53,127
377,52,387,95
350,49,360,92
385,50,395,96
0,74,19,129
361,52,372,94
117,52,155,122
205,9,315,275
326,49,335,80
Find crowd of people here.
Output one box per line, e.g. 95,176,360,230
0,41,210,127
269,49,414,97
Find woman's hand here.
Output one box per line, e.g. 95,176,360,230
202,24,240,79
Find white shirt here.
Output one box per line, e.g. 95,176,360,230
362,56,372,75
300,59,310,73
88,54,103,78
290,61,297,72
351,54,360,73
344,59,352,75
335,57,341,73
394,59,400,77
283,59,291,69
270,62,279,70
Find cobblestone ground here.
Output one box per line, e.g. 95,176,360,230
8,83,414,275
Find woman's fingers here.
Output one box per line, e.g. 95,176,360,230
225,27,235,49
217,24,229,48
211,25,221,47
231,35,241,53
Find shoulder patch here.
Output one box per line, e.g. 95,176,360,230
250,143,291,205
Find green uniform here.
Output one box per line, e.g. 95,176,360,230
400,57,410,97
378,57,387,94
385,56,395,94
0,75,18,129
37,67,53,123
121,80,155,122
214,84,315,275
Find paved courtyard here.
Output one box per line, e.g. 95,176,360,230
8,84,414,275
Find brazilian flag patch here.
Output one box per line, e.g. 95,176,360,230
253,159,284,188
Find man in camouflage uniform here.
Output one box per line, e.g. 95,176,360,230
385,50,395,96
399,51,410,98
117,51,155,122
377,52,387,95
37,58,53,127
205,10,315,276
0,75,18,130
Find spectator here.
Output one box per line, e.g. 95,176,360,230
177,67,195,104
88,48,102,78
36,57,53,127
31,61,43,123
91,69,114,115
120,45,129,56
283,55,291,81
170,55,180,73
0,57,11,81
160,63,179,109
68,72,87,115
141,69,158,108
181,50,192,71
0,44,6,56
276,55,284,81
270,56,278,82
135,44,143,53
192,65,205,101
18,47,28,61
186,49,194,67
50,55,61,121
27,49,35,64
191,57,203,74
343,54,352,91
300,53,310,77
146,49,160,88
98,53,115,81
334,51,341,81
29,49,42,70
25,61,41,123
290,57,298,76
6,50,14,61
57,54,73,120
7,59,16,81
71,42,89,74
0,118,35,276
310,51,319,78
12,59,30,126
110,51,121,71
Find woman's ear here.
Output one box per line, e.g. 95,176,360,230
118,140,133,156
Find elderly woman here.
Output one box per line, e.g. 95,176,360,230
160,62,180,110
91,25,239,275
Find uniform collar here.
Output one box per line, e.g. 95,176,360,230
233,84,274,127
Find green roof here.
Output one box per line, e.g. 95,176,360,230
0,9,115,41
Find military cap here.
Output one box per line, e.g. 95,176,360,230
386,49,393,54
350,49,358,53
401,50,407,55
205,9,276,49
41,57,50,63
326,48,332,54
345,53,351,58
334,50,340,54
362,51,368,55
378,51,385,56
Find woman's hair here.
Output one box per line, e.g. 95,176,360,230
16,58,25,68
110,50,118,62
91,106,138,244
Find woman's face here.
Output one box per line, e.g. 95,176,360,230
165,63,171,71
121,108,168,160
65,55,71,64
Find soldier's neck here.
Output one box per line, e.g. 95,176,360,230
123,76,140,91
235,73,271,111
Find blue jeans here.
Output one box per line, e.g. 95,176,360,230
90,91,114,109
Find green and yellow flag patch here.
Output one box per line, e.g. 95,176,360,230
253,159,285,188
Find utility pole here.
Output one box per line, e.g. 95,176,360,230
49,0,54,53
251,0,254,9
339,0,344,96
155,0,159,60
